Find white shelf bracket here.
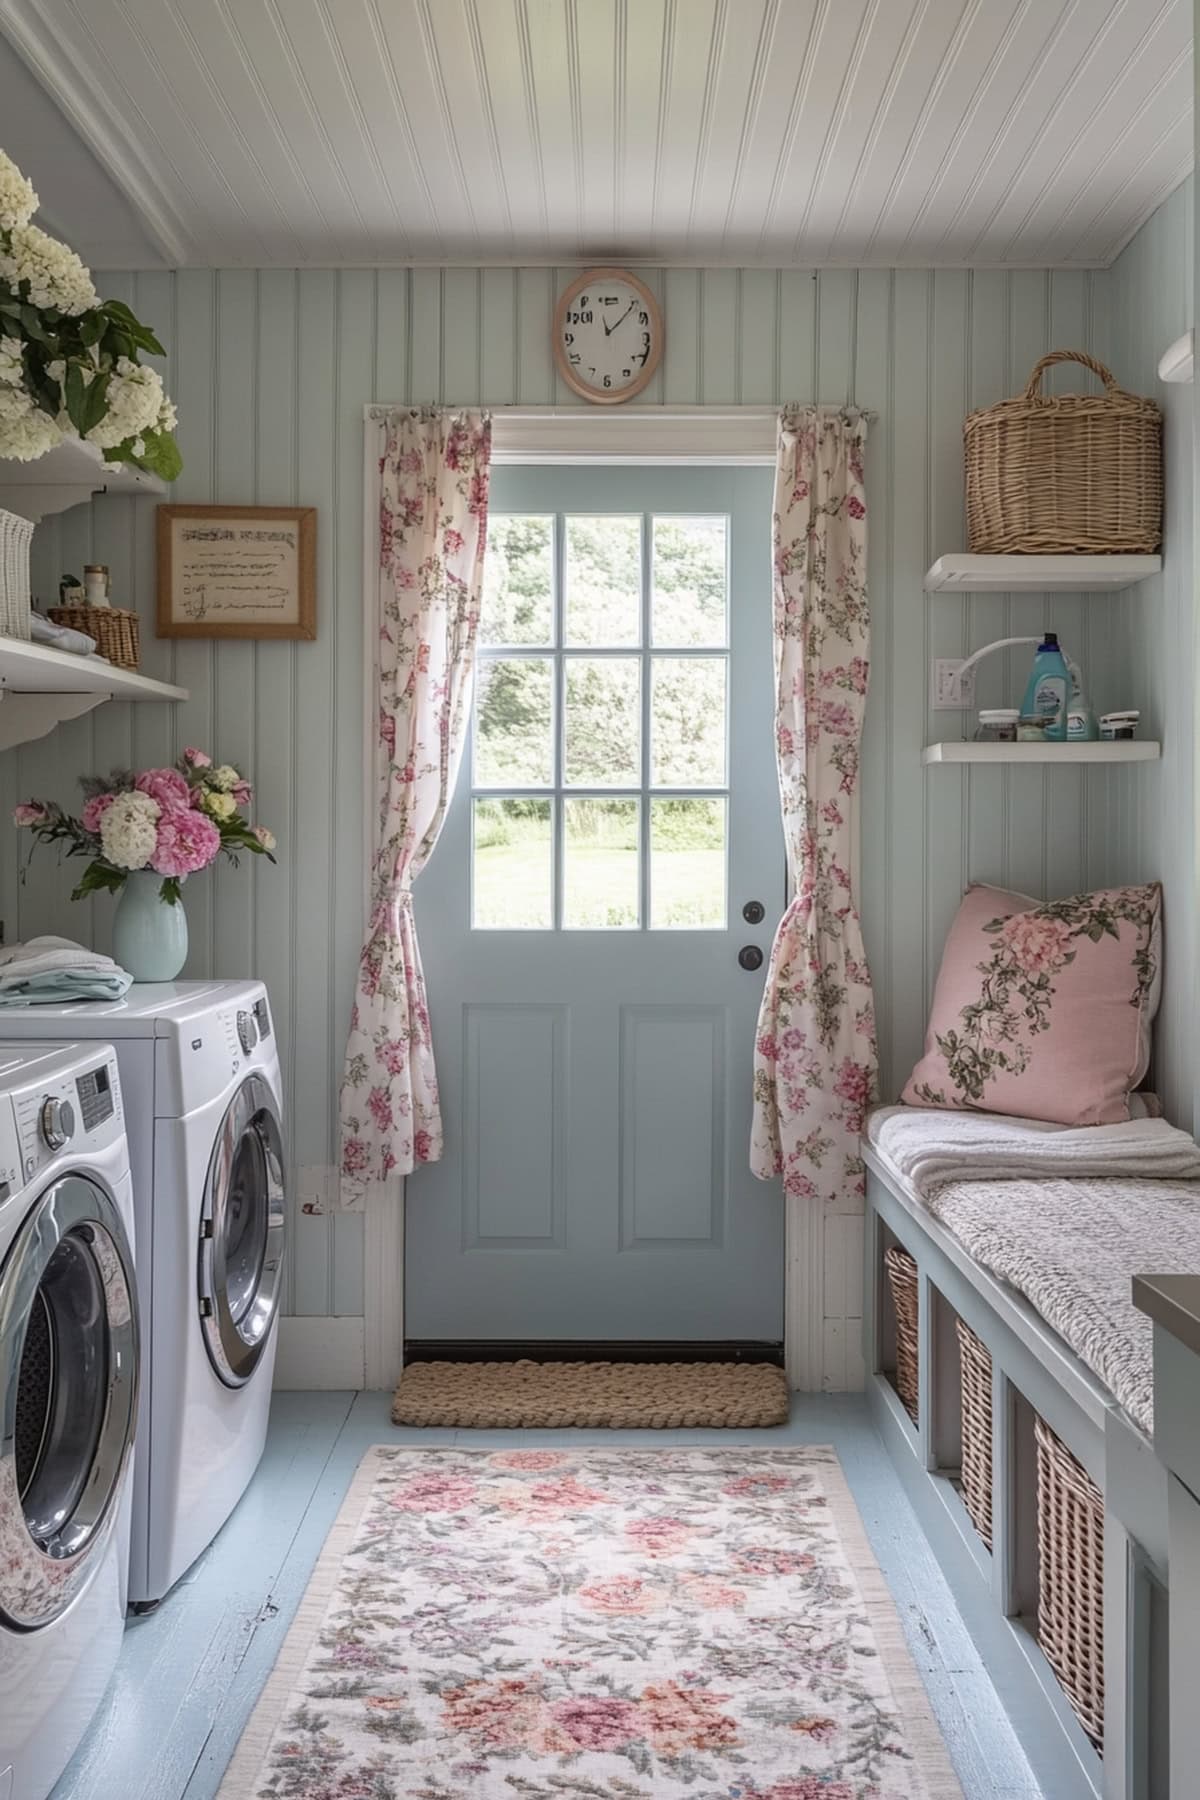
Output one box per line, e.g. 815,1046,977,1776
0,690,105,752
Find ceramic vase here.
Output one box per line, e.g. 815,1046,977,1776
111,871,188,982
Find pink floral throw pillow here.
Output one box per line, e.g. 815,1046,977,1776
902,882,1162,1125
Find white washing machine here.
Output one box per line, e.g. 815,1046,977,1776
0,983,286,1608
0,1041,138,1800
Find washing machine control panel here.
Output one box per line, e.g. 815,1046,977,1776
11,1051,124,1179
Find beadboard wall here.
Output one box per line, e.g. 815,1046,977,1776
2,243,1183,1379
1087,178,1195,1133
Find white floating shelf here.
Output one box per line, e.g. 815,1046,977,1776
924,740,1160,766
0,636,186,751
0,439,166,523
924,553,1161,592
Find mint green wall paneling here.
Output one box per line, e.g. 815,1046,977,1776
480,269,517,404
442,269,482,401
662,268,702,400
963,271,1010,892
925,272,970,1002
290,270,338,1317
699,267,739,402
330,270,374,1317
374,268,410,401
129,270,177,777
816,269,855,407
1045,270,1091,903
738,270,779,403
1003,271,1053,901
1091,179,1194,1131
516,269,554,403
409,268,443,402
777,270,816,401
212,269,258,983
887,271,932,1093
252,268,300,1314
854,269,893,1093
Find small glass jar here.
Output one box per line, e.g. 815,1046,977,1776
1017,715,1052,743
83,564,110,607
974,708,1019,743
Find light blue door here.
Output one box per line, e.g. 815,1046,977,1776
409,465,784,1343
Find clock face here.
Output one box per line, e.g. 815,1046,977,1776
554,269,664,405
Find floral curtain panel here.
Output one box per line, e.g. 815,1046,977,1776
339,407,492,1202
750,406,878,1212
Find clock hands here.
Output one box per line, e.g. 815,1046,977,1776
603,300,636,337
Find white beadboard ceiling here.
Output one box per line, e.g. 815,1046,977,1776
0,0,1192,270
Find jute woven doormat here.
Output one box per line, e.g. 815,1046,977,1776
390,1358,790,1428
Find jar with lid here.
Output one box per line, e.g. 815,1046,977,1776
974,708,1019,743
83,564,110,607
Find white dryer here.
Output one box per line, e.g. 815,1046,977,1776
0,983,286,1608
0,1041,138,1800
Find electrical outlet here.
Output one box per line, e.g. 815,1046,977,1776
931,658,976,711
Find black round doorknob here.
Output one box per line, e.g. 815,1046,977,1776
738,944,764,971
742,899,765,924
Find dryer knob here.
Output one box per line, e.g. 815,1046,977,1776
237,1009,257,1055
39,1096,76,1151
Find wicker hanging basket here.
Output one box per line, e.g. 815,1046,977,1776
48,603,140,671
964,349,1162,555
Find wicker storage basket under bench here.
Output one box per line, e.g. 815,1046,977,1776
883,1244,919,1425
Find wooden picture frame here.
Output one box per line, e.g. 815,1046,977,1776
156,504,317,640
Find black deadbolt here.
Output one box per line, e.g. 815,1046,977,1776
742,899,765,924
738,944,764,971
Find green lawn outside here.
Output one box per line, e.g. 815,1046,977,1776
475,842,725,929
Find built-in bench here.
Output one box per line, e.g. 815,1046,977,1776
863,1137,1170,1800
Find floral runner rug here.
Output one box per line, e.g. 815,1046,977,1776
218,1445,963,1799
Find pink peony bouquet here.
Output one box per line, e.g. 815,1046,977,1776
14,748,277,905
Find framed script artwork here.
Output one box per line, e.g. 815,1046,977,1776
156,504,317,640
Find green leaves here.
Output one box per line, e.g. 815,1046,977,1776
70,860,127,902
101,297,165,358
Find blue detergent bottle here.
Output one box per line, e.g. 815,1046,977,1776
1020,631,1070,741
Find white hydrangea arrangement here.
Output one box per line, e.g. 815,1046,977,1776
0,149,181,478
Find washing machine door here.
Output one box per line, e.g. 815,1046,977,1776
197,1073,286,1388
0,1174,139,1630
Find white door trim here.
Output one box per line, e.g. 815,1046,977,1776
359,404,861,1393
364,403,780,465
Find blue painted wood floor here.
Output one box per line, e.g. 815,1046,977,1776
53,1392,1045,1800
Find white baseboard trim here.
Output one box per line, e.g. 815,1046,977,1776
273,1315,366,1390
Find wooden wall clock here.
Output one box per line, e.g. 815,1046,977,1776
553,267,664,404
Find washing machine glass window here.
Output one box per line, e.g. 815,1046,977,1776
198,1073,286,1388
0,1175,139,1629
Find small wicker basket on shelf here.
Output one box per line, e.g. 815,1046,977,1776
48,604,140,671
964,349,1162,555
955,1317,993,1551
1035,1414,1105,1751
883,1244,919,1425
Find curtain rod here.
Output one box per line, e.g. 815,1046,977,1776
364,403,877,422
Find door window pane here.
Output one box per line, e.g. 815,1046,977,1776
473,799,552,929
563,798,639,929
652,515,727,646
564,657,640,787
651,657,726,786
475,658,553,787
481,516,554,646
650,799,726,928
564,515,641,645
